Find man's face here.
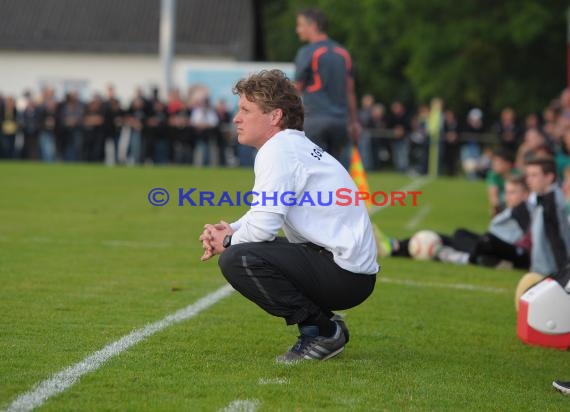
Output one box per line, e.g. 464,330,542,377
233,95,276,149
505,183,528,209
526,165,553,194
296,15,314,42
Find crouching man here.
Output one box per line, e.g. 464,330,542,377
199,70,379,363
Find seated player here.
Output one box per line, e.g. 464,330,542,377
525,157,570,276
388,175,531,269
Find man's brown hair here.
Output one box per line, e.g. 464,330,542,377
233,69,304,131
298,8,328,33
526,157,557,182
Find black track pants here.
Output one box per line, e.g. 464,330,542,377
218,238,376,325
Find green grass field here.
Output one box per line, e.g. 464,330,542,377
1,162,568,411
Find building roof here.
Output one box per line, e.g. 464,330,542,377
0,0,256,59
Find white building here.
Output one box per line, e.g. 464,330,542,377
0,0,291,106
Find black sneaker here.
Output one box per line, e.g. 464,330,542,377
275,322,346,364
331,314,350,344
553,380,570,395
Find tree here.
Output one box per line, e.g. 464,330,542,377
263,0,567,118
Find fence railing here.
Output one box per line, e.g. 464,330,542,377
366,127,498,145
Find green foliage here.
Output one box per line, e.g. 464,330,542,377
263,0,568,116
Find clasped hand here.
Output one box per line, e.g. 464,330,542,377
199,220,234,261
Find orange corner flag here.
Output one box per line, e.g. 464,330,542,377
349,146,372,210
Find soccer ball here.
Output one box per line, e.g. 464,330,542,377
408,230,442,260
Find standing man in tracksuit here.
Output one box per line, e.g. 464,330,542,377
294,7,360,162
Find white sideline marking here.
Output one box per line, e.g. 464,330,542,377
380,277,507,294
404,204,432,230
258,377,289,385
219,399,261,412
369,177,432,216
2,284,235,412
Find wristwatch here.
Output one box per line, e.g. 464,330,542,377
222,235,232,248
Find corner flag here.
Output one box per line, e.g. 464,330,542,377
349,145,371,210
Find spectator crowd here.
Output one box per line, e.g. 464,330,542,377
0,84,237,167
357,90,570,185
2,83,570,187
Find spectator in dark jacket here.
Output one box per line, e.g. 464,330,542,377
20,96,42,160
83,94,106,162
494,107,521,155
441,109,460,176
386,100,410,173
146,99,169,164
103,85,124,165
38,93,59,162
59,92,84,162
1,96,19,159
